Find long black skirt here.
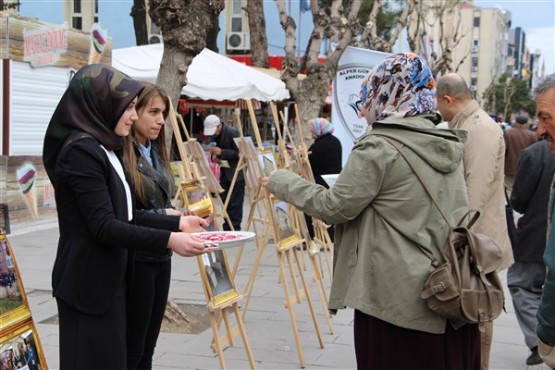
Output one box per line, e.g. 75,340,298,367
354,310,480,370
57,282,127,370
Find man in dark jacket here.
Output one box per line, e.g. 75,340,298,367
509,139,555,366
504,115,537,192
204,114,245,230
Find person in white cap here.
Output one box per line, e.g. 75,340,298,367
203,114,245,230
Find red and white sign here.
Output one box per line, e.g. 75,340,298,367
23,24,68,68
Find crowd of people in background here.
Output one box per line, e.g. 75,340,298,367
38,53,555,369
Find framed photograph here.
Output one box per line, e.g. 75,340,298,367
234,136,263,189
0,234,30,328
181,181,214,219
184,141,223,193
258,147,277,177
272,200,300,249
199,250,239,308
0,320,47,370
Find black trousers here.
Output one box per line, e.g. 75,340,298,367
57,282,127,370
220,177,245,231
354,310,480,370
126,259,171,370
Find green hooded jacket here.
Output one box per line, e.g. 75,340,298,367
267,114,469,334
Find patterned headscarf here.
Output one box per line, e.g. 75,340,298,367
359,52,436,124
43,64,143,180
309,117,334,138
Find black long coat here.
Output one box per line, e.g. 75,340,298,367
511,140,555,262
308,133,342,188
215,124,244,183
52,135,180,315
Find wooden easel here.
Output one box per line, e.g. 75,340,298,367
234,102,327,368
245,180,325,368
168,103,255,369
270,103,334,335
168,102,234,231
286,104,334,282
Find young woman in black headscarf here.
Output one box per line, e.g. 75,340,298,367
42,64,208,369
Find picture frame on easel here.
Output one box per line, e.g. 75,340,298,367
0,231,48,370
258,148,277,177
0,236,27,323
182,181,214,219
0,320,47,370
272,200,302,250
199,250,240,308
0,236,29,330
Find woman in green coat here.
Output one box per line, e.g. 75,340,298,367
263,53,478,369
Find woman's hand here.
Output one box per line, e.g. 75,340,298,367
261,170,276,187
181,209,197,216
261,176,270,187
165,208,182,216
167,232,207,257
179,215,209,232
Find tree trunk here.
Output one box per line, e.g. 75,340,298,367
149,0,225,149
131,0,149,46
246,0,269,68
295,76,328,144
276,0,362,147
206,13,220,53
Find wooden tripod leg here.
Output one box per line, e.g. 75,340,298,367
309,253,334,334
277,248,305,368
222,307,235,347
209,310,227,370
241,240,267,321
286,247,302,304
233,303,257,370
315,223,333,282
292,247,324,349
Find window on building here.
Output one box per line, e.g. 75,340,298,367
471,78,477,86
472,57,479,67
473,39,479,47
72,16,82,30
231,0,242,32
473,17,480,27
73,0,81,14
94,16,98,23
232,0,241,14
231,17,242,32
95,0,98,13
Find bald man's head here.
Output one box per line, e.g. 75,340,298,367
435,73,473,122
436,73,472,100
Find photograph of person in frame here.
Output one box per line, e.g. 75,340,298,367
0,239,23,318
202,251,233,297
274,201,295,242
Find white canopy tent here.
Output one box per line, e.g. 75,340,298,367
112,43,290,101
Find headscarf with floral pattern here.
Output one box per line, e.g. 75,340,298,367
359,52,436,124
309,117,334,138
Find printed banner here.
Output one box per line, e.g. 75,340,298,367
331,46,391,165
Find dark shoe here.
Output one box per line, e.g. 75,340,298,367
526,346,543,366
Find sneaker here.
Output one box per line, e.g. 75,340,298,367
526,346,543,366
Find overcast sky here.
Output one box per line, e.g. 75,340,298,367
474,0,555,75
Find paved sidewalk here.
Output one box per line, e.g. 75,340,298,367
7,220,552,370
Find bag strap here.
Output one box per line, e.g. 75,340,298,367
376,135,451,265
379,136,453,228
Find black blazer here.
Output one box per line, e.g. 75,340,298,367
511,140,555,262
215,124,244,183
52,135,180,315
